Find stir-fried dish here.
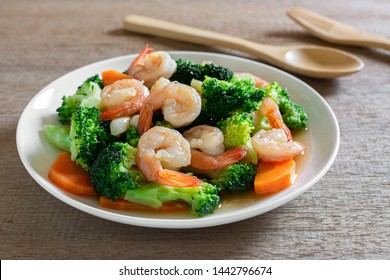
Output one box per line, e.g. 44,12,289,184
43,44,308,217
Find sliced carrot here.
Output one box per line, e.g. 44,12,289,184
254,159,296,195
101,70,131,87
99,196,189,213
48,152,96,195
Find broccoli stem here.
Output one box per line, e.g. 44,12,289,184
123,182,220,217
123,183,194,208
42,124,71,152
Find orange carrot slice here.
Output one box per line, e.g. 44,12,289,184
254,159,297,195
99,196,188,212
48,152,96,195
101,70,131,87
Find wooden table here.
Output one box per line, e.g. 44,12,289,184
1,0,389,259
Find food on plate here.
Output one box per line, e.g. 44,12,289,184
56,75,103,125
44,106,114,170
263,82,308,130
128,44,177,88
48,152,96,196
43,44,308,217
170,58,233,85
137,81,202,134
254,159,297,195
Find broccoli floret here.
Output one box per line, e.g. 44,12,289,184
67,107,113,169
83,74,104,90
170,59,233,85
264,82,307,130
124,182,220,217
199,76,265,125
90,142,141,201
217,113,254,149
126,126,140,148
211,163,256,192
280,102,308,130
69,107,113,170
170,59,203,85
264,81,290,104
57,96,79,125
201,63,233,81
56,75,103,124
43,107,113,170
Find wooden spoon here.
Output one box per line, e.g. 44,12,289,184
123,14,364,79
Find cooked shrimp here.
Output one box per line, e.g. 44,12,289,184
189,146,247,171
150,77,171,94
128,44,177,88
251,128,305,162
183,125,225,156
234,72,269,88
99,79,150,120
257,97,292,141
136,126,202,187
138,81,202,134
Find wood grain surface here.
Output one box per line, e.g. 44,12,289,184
1,0,389,259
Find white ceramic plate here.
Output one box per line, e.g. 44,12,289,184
16,52,339,228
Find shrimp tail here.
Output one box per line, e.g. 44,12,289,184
267,118,292,142
128,43,154,75
138,103,154,135
99,102,141,120
219,146,248,164
259,97,292,141
138,43,154,61
157,169,203,187
190,146,247,171
282,124,292,142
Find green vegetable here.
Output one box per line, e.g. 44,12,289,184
253,115,272,132
264,82,307,130
280,102,308,130
211,163,257,192
126,126,140,148
170,59,233,85
69,107,113,170
170,59,202,85
56,75,103,124
199,76,265,125
124,182,220,217
244,139,258,166
83,74,104,89
218,113,255,149
43,125,71,152
43,107,113,171
90,142,141,201
201,62,234,82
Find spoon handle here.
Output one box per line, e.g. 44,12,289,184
355,34,390,50
123,15,276,61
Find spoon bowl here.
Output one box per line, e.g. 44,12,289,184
123,14,364,78
282,46,364,78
